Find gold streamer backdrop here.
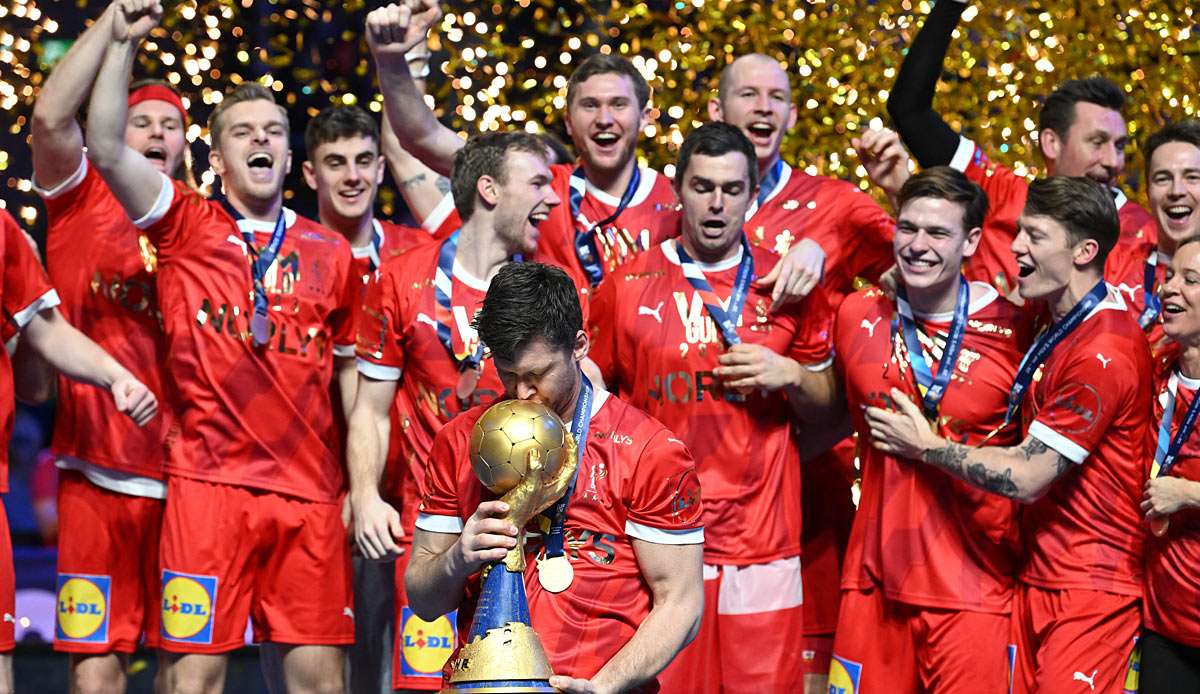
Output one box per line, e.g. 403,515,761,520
1,0,1197,230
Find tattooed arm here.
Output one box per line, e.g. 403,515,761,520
865,387,1075,503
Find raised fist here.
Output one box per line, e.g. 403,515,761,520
112,0,163,42
365,1,444,60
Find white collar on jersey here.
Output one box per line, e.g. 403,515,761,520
584,165,659,208
350,219,387,263
908,281,999,322
1112,187,1129,212
234,206,297,234
659,238,745,273
1082,282,1130,321
744,161,794,221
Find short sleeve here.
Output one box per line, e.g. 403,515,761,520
421,192,460,239
2,212,58,335
356,264,407,381
842,191,896,284
623,428,704,544
415,420,469,533
787,283,834,369
586,275,619,387
1030,348,1133,464
132,174,193,260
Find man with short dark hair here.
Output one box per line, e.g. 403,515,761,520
404,261,705,694
886,0,1156,302
84,3,360,691
830,166,1030,693
868,176,1152,693
588,122,837,692
348,131,560,690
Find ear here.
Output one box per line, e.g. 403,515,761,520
476,174,500,208
786,103,798,131
208,147,226,176
707,97,723,122
301,160,317,190
563,109,576,140
961,226,983,259
572,328,590,363
1039,128,1061,164
284,150,293,174
1073,237,1101,267
374,155,386,185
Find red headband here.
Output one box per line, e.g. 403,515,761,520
127,84,188,124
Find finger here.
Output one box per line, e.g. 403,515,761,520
715,351,754,366
358,528,388,560
470,517,519,537
472,500,510,519
889,388,923,417
469,532,519,552
720,376,761,390
714,364,762,380
753,261,780,288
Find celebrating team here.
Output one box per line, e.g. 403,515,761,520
0,0,1196,692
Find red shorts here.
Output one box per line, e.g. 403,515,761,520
392,541,457,691
0,499,13,652
829,588,1011,694
54,470,164,653
158,477,354,653
658,557,806,694
1010,583,1141,694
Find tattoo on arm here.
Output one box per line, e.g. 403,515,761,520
1020,437,1049,459
1055,454,1073,476
435,175,451,194
965,463,1020,498
923,442,968,475
401,173,428,189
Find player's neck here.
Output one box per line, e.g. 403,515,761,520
903,276,962,316
678,234,741,266
1158,235,1179,259
456,217,511,282
582,156,638,199
225,188,282,224
757,152,782,179
1181,346,1200,382
320,209,374,250
1049,269,1105,321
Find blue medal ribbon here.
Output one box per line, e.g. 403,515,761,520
895,276,970,421
220,199,287,347
433,229,485,371
1153,371,1200,479
569,165,642,287
1000,280,1109,428
674,237,756,346
755,159,785,209
1139,252,1162,330
543,373,594,559
366,220,384,272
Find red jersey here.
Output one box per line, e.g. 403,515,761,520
417,390,704,689
588,239,833,565
1,209,59,491
1144,368,1200,647
137,177,357,502
36,158,171,480
1020,286,1152,596
746,162,895,302
1105,244,1176,365
836,284,1031,612
950,137,1155,298
356,239,503,531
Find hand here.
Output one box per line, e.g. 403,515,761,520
450,500,518,577
112,0,162,42
550,675,609,694
865,388,940,460
1142,476,1200,519
111,377,157,426
351,492,405,560
366,1,444,60
852,127,911,201
753,238,825,310
714,343,801,392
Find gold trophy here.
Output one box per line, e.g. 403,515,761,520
442,399,579,694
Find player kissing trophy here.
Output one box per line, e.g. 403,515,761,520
443,399,580,693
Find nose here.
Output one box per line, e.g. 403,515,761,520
1169,175,1187,198
595,105,615,126
754,92,771,113
709,188,725,212
515,380,538,401
1098,143,1120,175
148,120,164,139
545,185,562,208
1011,229,1029,256
251,126,270,143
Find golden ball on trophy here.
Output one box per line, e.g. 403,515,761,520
468,399,570,495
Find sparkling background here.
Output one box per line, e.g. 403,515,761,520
1,0,1197,236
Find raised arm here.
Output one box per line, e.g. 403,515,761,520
381,109,453,223
886,0,968,167
367,2,464,177
84,0,166,221
30,3,117,189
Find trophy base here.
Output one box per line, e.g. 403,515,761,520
441,684,557,694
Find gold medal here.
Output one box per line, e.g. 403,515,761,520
1150,516,1170,537
536,554,574,593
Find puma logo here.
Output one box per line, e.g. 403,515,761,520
343,607,355,620
1072,669,1097,690
1095,353,1111,369
861,317,882,338
639,301,665,323
416,313,438,329
225,234,248,255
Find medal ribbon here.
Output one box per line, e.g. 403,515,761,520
543,373,594,560
1152,371,1200,479
433,229,484,370
1139,252,1162,330
746,159,786,220
895,276,970,421
366,219,384,272
674,237,756,346
220,199,287,346
569,165,642,287
1000,280,1109,429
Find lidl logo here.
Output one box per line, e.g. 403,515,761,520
55,574,111,644
399,607,456,677
161,570,217,645
828,654,862,694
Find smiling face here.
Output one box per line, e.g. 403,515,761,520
676,151,755,263
1161,242,1200,344
209,98,291,205
1042,102,1128,185
125,100,187,176
489,150,561,257
709,55,797,173
302,134,384,227
1148,140,1200,248
1011,213,1080,301
564,72,645,180
894,196,981,297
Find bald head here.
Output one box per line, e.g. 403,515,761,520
718,54,790,103
710,53,797,174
